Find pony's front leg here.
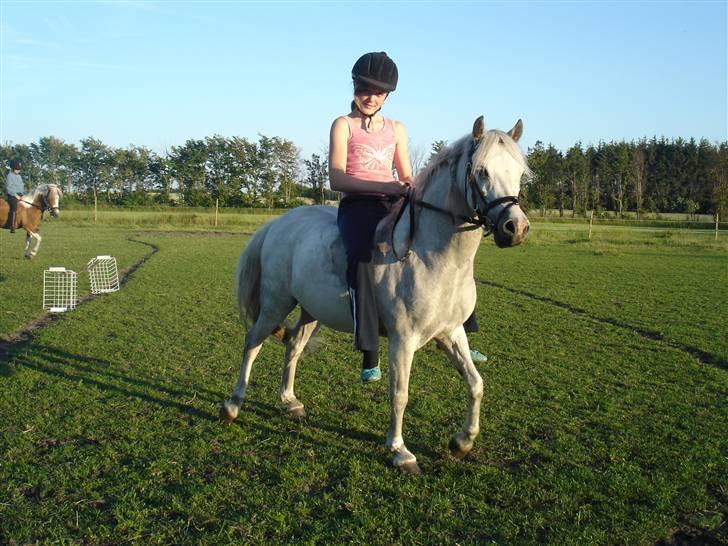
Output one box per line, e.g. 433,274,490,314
279,311,318,419
386,337,420,474
435,325,483,459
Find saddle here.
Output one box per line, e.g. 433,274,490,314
374,195,409,257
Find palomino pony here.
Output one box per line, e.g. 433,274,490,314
222,117,531,473
0,184,62,258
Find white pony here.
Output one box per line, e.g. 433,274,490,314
222,117,531,473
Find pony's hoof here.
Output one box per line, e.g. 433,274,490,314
219,402,239,424
286,404,306,420
24,255,32,260
397,461,422,475
448,435,474,460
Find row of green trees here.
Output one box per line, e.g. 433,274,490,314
523,138,727,218
0,135,335,208
2,134,726,217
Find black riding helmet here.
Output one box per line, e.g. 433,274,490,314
352,52,398,92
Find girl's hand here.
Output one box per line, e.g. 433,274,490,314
388,181,410,197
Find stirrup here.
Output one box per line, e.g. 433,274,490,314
360,365,382,383
470,349,488,363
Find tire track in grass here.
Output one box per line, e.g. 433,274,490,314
0,236,159,365
476,278,728,371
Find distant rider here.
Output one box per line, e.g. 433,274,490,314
5,159,24,233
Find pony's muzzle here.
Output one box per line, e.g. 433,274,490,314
50,208,60,218
494,209,529,247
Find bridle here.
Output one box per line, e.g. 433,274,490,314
391,137,521,261
21,187,59,217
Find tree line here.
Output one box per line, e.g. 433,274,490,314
2,134,726,218
523,138,727,219
0,135,335,208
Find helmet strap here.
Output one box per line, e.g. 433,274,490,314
354,103,382,130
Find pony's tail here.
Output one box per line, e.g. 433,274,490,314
234,223,273,329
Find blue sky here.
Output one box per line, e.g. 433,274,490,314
1,0,726,162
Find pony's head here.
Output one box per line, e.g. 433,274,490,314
466,116,530,247
416,116,530,247
39,184,62,218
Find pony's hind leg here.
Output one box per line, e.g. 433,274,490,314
279,309,318,419
435,326,483,459
23,232,32,258
220,342,264,423
24,231,41,259
221,305,293,423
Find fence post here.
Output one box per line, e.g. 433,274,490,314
215,198,219,227
716,212,720,241
588,210,594,240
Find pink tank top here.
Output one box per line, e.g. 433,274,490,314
345,116,397,186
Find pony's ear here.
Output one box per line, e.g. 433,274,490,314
472,116,485,140
508,119,524,142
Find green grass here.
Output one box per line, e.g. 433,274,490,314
0,219,726,544
56,208,282,230
476,225,728,364
0,225,155,336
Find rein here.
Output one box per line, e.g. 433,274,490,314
20,191,54,216
21,199,43,211
391,138,520,261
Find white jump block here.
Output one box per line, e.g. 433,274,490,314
43,267,78,313
87,255,120,294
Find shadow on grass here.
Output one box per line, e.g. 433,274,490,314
4,344,224,423
3,343,431,463
477,278,728,371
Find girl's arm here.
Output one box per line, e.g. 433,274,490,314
328,117,408,196
393,121,413,183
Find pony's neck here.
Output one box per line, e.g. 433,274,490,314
412,157,483,260
28,187,42,203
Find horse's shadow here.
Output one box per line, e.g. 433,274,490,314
3,343,438,462
4,344,225,422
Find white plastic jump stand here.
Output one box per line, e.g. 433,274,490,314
87,255,120,294
43,267,78,313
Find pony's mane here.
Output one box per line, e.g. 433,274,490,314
30,183,63,199
414,129,531,196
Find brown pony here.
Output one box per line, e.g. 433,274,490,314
0,184,62,259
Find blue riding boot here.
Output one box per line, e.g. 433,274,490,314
361,365,382,383
470,349,488,363
360,351,381,383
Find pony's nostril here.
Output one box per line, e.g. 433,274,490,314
524,224,530,235
503,219,516,235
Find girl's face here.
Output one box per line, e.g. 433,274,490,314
354,85,389,115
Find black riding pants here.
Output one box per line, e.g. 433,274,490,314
337,196,392,354
6,193,19,229
6,193,18,214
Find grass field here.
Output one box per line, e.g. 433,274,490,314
0,213,726,545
